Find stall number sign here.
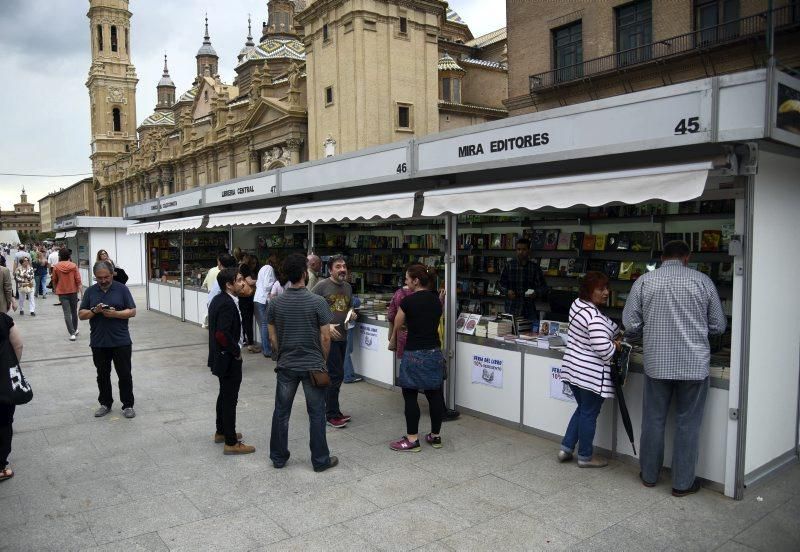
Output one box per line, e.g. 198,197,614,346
205,176,277,205
550,366,575,403
359,324,379,351
472,354,503,389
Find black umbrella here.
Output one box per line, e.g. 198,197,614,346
612,342,636,455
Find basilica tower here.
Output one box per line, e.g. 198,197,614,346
86,0,138,206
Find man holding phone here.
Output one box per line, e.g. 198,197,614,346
79,260,137,419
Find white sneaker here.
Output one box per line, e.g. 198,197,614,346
74,329,80,336
69,334,77,341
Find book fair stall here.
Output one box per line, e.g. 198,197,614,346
125,67,800,500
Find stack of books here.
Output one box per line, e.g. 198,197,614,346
487,320,513,338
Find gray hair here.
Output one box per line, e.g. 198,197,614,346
93,260,115,275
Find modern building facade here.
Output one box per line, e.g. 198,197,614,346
89,0,508,217
505,0,800,115
38,178,97,233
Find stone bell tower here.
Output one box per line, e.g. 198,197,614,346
86,0,138,204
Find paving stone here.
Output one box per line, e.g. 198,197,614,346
428,473,539,525
79,532,169,552
346,465,456,508
256,523,375,552
1,511,97,551
730,496,800,552
568,523,666,551
20,476,131,521
441,509,579,551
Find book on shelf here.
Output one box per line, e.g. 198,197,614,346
539,258,550,272
558,259,570,276
604,261,620,279
587,259,606,273
556,232,572,251
605,233,619,251
701,230,722,251
594,234,607,251
582,234,596,251
630,262,647,280
567,258,587,277
721,222,735,252
547,258,560,277
531,229,547,250
543,230,560,251
630,231,658,252
718,261,733,282
570,232,585,251
618,261,634,281
538,319,561,337
616,233,631,251
490,233,502,249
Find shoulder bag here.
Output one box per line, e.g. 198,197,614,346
0,316,33,405
308,369,330,387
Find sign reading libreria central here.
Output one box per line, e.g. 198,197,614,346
204,174,277,205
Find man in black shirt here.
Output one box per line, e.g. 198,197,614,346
499,237,549,320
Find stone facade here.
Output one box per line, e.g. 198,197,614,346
38,178,97,233
88,0,508,216
0,189,41,234
505,0,800,115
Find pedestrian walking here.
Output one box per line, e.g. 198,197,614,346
558,271,621,468
312,255,353,428
623,240,727,497
13,258,35,317
268,253,337,472
33,246,48,298
0,257,15,314
238,255,258,354
51,249,82,340
0,311,24,482
12,246,30,300
254,256,276,358
388,264,446,452
78,261,137,419
207,267,255,455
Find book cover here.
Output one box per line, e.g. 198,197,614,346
630,231,656,252
490,233,502,249
532,229,547,250
543,230,560,251
582,234,596,251
604,261,620,279
558,258,570,276
594,234,607,251
570,232,585,251
718,261,734,282
605,233,619,251
616,232,631,251
556,232,572,251
701,230,722,252
618,261,634,281
547,258,560,276
696,262,712,276
721,222,735,251
476,235,486,249
539,258,550,272
630,262,647,280
587,259,606,273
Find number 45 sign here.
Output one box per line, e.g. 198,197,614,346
674,117,700,135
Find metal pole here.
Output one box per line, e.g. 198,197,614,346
444,215,458,409
180,231,185,322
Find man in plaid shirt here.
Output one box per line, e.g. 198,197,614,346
623,240,727,497
499,238,549,320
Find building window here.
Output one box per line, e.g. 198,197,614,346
110,25,118,52
97,25,103,51
616,0,652,66
399,17,408,34
695,0,740,44
397,103,412,130
125,28,129,53
441,77,451,101
452,79,461,103
112,108,121,132
440,78,462,103
204,90,209,102
322,23,329,41
552,21,582,82
325,86,334,105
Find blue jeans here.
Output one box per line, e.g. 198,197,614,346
561,384,605,461
269,369,330,469
640,376,709,491
255,301,271,357
343,326,357,382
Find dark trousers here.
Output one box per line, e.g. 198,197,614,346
325,340,346,420
561,384,605,461
270,369,330,469
402,387,445,435
640,376,710,491
0,404,14,469
239,295,255,346
92,345,134,409
215,359,243,446
59,293,79,335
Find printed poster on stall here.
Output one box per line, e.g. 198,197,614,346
550,366,575,403
471,354,503,389
358,324,379,351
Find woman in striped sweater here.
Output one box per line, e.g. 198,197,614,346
558,271,621,468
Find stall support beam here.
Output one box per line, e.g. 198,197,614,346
445,215,458,410
180,232,186,322
308,223,315,254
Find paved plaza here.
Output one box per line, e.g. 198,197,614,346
1,287,798,551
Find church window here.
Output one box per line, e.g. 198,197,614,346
112,108,121,132
441,78,451,101
204,90,209,102
452,78,461,103
124,28,129,53
399,17,408,34
325,86,334,106
111,26,118,52
97,25,104,51
323,23,329,41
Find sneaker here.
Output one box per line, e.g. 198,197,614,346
343,377,363,383
339,414,352,423
672,479,702,497
94,405,111,417
122,407,136,419
557,450,574,462
313,455,339,473
327,417,348,428
443,409,460,421
69,334,77,341
639,472,656,488
214,432,242,444
223,441,256,455
30,312,36,317
389,436,421,452
425,433,442,449
577,456,608,468
74,329,80,336
19,311,23,316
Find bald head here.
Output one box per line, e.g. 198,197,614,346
307,254,321,272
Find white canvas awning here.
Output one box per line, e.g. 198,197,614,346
421,162,713,216
54,232,66,239
285,192,416,224
63,230,78,238
206,207,283,228
126,221,160,235
158,216,205,232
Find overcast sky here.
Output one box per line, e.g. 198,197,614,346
0,0,505,211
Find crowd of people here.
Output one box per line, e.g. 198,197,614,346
1,238,726,498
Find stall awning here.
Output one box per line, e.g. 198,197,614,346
63,230,77,238
126,222,160,235
421,162,713,216
54,232,66,239
285,192,416,224
206,207,283,229
158,216,205,233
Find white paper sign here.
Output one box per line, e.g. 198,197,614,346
550,366,575,403
471,354,503,389
358,324,379,351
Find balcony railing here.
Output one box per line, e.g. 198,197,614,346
530,4,799,92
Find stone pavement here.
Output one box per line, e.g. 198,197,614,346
1,287,798,551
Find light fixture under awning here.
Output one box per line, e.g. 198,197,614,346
285,192,416,224
421,162,713,216
126,221,160,235
158,216,205,232
207,207,283,228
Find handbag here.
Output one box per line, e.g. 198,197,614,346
308,369,330,387
0,317,33,405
